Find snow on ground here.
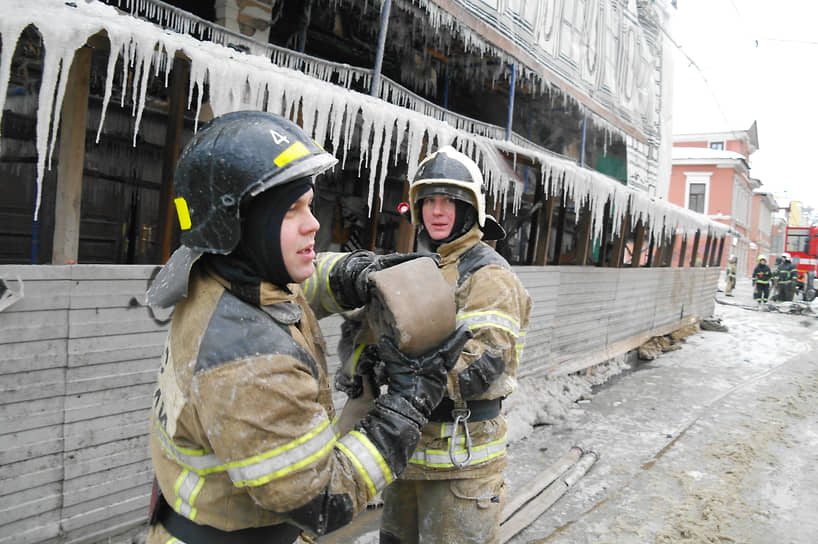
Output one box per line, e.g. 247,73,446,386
321,276,818,543
504,276,818,542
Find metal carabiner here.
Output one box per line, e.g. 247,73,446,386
449,408,472,468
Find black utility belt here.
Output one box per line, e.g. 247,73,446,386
158,504,301,544
428,398,502,423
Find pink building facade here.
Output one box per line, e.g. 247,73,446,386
669,124,776,277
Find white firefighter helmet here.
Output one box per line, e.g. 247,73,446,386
781,252,792,262
409,145,486,228
758,254,767,262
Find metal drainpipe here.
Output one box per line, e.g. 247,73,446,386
505,63,516,140
580,112,587,167
370,0,392,97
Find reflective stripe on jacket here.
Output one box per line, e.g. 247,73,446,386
150,266,387,533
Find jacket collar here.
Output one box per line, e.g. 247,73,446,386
435,224,484,266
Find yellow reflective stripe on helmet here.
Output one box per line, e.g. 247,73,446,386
410,435,506,468
164,539,182,544
457,310,521,337
174,197,192,230
274,141,310,167
156,418,337,487
336,430,394,497
173,469,203,520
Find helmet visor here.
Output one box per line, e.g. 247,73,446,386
414,184,478,209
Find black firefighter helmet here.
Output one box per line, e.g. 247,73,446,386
173,110,337,254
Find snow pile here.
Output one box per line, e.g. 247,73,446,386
504,355,631,444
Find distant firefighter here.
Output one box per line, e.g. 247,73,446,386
725,255,737,297
752,255,772,304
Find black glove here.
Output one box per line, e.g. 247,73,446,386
334,344,382,399
377,326,473,424
330,250,441,309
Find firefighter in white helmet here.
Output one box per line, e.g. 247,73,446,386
144,112,470,544
377,145,532,544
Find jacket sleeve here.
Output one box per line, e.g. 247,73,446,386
192,352,390,535
301,252,357,319
451,265,532,400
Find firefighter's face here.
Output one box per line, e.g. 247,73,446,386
281,188,320,282
422,196,456,240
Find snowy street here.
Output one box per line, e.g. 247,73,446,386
505,277,818,543
322,277,818,543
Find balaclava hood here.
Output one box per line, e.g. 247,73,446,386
206,178,313,292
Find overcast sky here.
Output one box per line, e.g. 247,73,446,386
669,0,818,210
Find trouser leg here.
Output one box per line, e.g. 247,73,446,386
382,474,505,544
381,480,419,544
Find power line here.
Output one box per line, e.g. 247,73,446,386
658,22,740,138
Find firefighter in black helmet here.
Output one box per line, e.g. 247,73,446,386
378,145,532,544
752,254,772,305
775,252,797,302
145,112,470,543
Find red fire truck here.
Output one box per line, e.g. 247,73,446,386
784,225,818,301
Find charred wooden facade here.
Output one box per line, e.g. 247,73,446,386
0,0,727,267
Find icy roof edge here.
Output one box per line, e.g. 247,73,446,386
492,138,730,241
0,0,725,245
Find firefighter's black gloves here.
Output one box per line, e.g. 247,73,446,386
330,250,441,309
377,326,473,424
334,344,383,399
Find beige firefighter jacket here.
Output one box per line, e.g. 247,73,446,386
402,225,532,480
149,261,392,535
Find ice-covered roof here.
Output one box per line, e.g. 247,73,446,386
0,0,728,239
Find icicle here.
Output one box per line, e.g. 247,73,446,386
0,18,28,145
131,33,160,145
96,38,126,143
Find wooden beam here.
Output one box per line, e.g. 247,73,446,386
368,192,381,251
575,202,592,266
396,179,415,253
158,58,190,263
716,235,726,267
701,233,713,268
663,233,676,267
652,227,667,267
550,189,567,265
631,220,645,268
678,234,688,268
526,176,545,265
534,187,554,266
689,231,701,267
611,209,629,269
52,46,92,264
